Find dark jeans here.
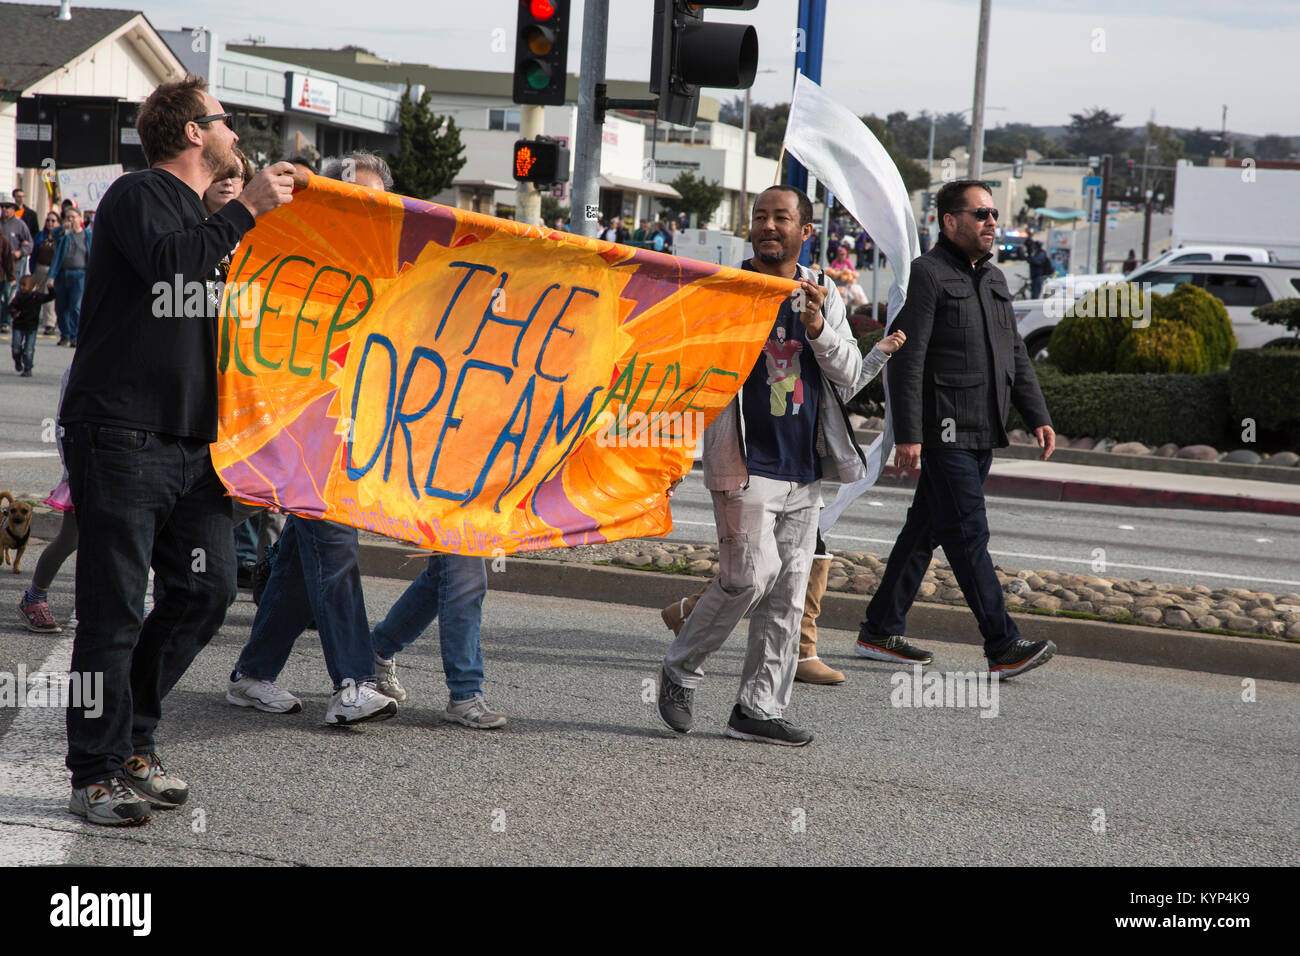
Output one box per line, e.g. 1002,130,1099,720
1030,274,1045,298
864,447,1020,657
11,326,37,372
235,515,372,689
63,423,236,788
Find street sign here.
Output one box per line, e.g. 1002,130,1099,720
984,179,1002,187
1082,175,1102,195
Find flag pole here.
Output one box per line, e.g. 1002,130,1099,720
774,145,786,185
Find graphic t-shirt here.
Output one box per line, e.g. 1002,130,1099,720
738,260,822,483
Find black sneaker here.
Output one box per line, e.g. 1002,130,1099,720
854,627,933,664
657,666,694,734
988,639,1056,678
725,705,813,747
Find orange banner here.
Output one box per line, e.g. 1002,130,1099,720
212,176,796,555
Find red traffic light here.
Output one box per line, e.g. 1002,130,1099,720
530,0,555,18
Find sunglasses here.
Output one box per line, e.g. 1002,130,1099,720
193,112,233,129
960,206,1000,222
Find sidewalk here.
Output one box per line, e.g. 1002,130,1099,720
954,458,1300,516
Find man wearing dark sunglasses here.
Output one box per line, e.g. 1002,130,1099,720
855,178,1058,680
58,75,296,827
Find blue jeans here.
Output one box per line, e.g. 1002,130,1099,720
55,268,85,341
62,423,236,788
373,555,487,701
235,515,373,689
865,447,1020,657
11,327,36,372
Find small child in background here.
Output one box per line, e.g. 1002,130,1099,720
10,275,56,377
19,368,77,632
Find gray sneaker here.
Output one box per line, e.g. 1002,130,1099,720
444,694,507,729
226,672,303,713
122,752,189,808
657,665,694,734
69,776,152,826
374,655,408,702
724,705,813,747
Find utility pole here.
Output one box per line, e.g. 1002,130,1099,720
571,0,609,238
967,0,991,179
1096,153,1112,272
515,105,545,225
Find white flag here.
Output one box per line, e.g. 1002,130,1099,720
782,73,922,533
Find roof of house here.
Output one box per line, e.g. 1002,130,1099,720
0,3,139,91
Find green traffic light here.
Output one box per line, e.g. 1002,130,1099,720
526,61,551,89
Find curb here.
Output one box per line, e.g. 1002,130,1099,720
352,541,1300,684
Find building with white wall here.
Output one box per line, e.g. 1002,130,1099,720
0,2,186,215
159,30,399,168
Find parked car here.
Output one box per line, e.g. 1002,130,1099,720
1015,261,1300,359
1041,245,1277,300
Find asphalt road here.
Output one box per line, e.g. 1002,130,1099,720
664,472,1300,594
1,581,1295,866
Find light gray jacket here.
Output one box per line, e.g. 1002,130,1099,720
701,262,889,491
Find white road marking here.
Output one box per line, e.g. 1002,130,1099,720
0,451,58,459
0,636,77,865
673,519,1300,589
1118,525,1136,530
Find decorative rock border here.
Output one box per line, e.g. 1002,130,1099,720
589,540,1300,641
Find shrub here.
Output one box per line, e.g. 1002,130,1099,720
1048,282,1236,374
1047,297,1131,373
1158,283,1235,369
1114,319,1207,374
1229,348,1300,444
1252,297,1300,336
1008,362,1232,446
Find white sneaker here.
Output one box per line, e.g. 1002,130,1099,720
325,681,398,725
444,694,507,729
226,672,303,714
374,655,407,702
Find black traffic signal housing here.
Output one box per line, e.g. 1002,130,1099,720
650,0,760,127
513,137,570,185
513,0,571,106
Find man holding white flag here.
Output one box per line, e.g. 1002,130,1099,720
859,179,1058,678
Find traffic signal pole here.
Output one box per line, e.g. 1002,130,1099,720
516,105,545,225
572,0,608,238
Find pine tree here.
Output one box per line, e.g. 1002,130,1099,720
388,83,466,199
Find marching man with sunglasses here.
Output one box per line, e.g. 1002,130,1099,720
854,179,1058,679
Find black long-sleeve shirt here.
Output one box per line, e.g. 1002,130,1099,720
60,168,256,441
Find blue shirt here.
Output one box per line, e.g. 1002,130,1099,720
738,260,822,483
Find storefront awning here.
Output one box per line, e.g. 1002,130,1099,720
598,173,681,200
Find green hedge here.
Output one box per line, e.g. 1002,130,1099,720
1049,283,1235,374
1229,348,1300,443
1008,362,1233,446
1115,320,1206,374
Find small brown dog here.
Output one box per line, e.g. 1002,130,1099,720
2,491,34,574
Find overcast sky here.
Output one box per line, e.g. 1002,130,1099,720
122,0,1298,136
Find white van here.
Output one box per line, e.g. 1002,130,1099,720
1042,245,1276,300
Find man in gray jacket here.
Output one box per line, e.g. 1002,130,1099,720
656,185,893,745
856,179,1057,678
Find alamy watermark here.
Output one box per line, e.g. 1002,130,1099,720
0,666,102,718
594,409,707,448
1043,279,1152,327
890,664,999,718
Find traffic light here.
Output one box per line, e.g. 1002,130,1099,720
1012,158,1025,178
921,190,931,211
513,0,571,106
650,0,760,127
513,137,570,185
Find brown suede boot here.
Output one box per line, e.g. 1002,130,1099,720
795,554,844,684
661,580,711,635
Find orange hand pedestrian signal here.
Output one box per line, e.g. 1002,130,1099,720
515,145,537,179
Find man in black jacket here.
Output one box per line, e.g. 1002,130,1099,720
855,179,1058,678
59,76,294,826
